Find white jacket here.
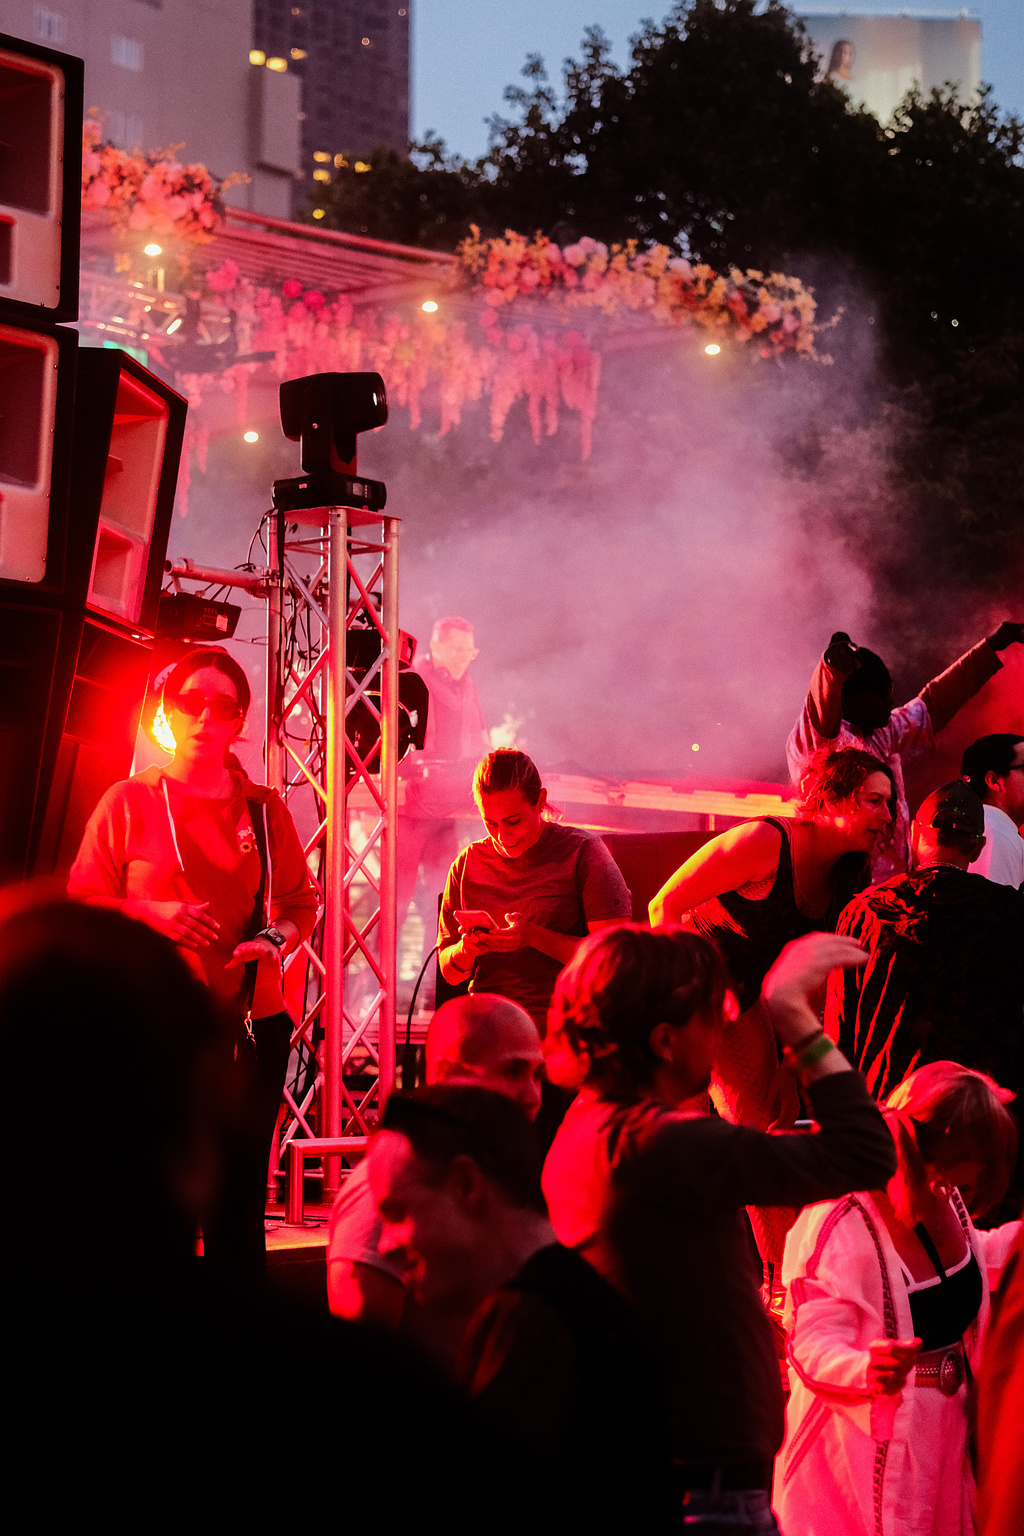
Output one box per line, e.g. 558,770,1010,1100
775,1191,1020,1536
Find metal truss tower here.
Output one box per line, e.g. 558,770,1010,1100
168,500,400,1213
266,505,401,1203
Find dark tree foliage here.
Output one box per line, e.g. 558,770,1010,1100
305,0,1024,610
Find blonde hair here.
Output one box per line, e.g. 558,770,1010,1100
883,1061,1017,1224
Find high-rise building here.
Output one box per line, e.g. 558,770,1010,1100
251,0,410,214
1,0,302,217
796,9,981,123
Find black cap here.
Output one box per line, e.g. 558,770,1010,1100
917,781,985,837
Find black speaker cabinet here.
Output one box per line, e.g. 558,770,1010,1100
75,348,188,635
0,31,83,322
0,316,77,591
0,349,187,879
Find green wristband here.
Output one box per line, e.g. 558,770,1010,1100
794,1033,836,1071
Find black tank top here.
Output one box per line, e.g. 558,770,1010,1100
688,818,866,1012
907,1222,982,1352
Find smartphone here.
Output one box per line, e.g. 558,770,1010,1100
455,909,498,934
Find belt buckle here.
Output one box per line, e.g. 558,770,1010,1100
939,1349,964,1396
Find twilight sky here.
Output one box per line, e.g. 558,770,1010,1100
412,2,1024,161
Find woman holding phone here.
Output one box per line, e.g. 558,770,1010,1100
437,749,631,1034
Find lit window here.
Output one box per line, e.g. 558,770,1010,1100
313,168,330,182
313,150,331,162
111,34,144,70
249,48,266,64
313,208,325,219
334,153,347,167
33,7,67,44
354,161,371,173
290,47,307,59
266,56,288,71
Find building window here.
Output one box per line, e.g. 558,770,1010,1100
111,35,144,70
33,7,67,43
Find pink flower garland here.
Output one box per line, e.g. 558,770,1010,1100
82,122,823,466
82,115,240,242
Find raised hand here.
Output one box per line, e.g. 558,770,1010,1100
762,932,869,1044
987,622,1024,652
824,632,861,675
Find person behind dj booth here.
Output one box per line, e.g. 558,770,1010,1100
397,616,490,934
787,624,1024,880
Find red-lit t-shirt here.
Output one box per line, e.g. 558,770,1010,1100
437,821,631,1028
69,766,317,1018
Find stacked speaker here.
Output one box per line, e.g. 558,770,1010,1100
0,32,188,879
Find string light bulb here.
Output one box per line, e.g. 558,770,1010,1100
421,300,438,313
704,343,721,356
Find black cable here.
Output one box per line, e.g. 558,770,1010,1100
402,944,439,1090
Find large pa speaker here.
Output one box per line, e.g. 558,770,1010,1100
74,348,188,634
0,349,188,879
0,317,77,588
0,31,83,322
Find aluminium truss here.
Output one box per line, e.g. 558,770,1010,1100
264,504,400,1200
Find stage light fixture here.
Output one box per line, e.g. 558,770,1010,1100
704,343,721,356
421,300,438,313
273,371,388,515
243,429,259,442
143,242,162,256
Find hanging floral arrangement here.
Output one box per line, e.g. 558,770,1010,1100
456,227,819,359
81,114,242,241
82,122,824,466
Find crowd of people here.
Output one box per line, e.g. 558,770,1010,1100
10,621,1024,1530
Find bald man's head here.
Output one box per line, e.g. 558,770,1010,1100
425,994,544,1120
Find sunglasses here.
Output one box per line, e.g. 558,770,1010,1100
170,693,242,722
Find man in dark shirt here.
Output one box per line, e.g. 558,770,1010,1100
367,1084,678,1530
826,780,1024,1098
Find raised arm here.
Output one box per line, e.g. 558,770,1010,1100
648,819,782,927
786,633,860,782
919,630,1011,736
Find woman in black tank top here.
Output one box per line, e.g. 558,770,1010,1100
649,749,894,1262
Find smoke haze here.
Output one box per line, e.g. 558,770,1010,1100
166,299,1019,795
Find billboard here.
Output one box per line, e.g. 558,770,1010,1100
797,10,982,122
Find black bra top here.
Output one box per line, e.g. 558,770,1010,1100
906,1222,982,1353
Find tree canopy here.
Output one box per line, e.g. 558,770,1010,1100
308,0,1024,635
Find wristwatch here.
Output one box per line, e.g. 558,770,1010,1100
255,925,287,950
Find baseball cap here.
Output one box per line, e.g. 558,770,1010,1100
917,781,985,837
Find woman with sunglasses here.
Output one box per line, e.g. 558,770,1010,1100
69,647,317,1271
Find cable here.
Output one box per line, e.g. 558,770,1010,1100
402,944,439,1090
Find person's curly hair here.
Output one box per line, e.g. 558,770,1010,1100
798,746,894,816
548,923,726,1100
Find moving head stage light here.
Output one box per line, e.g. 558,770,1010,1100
273,371,388,516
